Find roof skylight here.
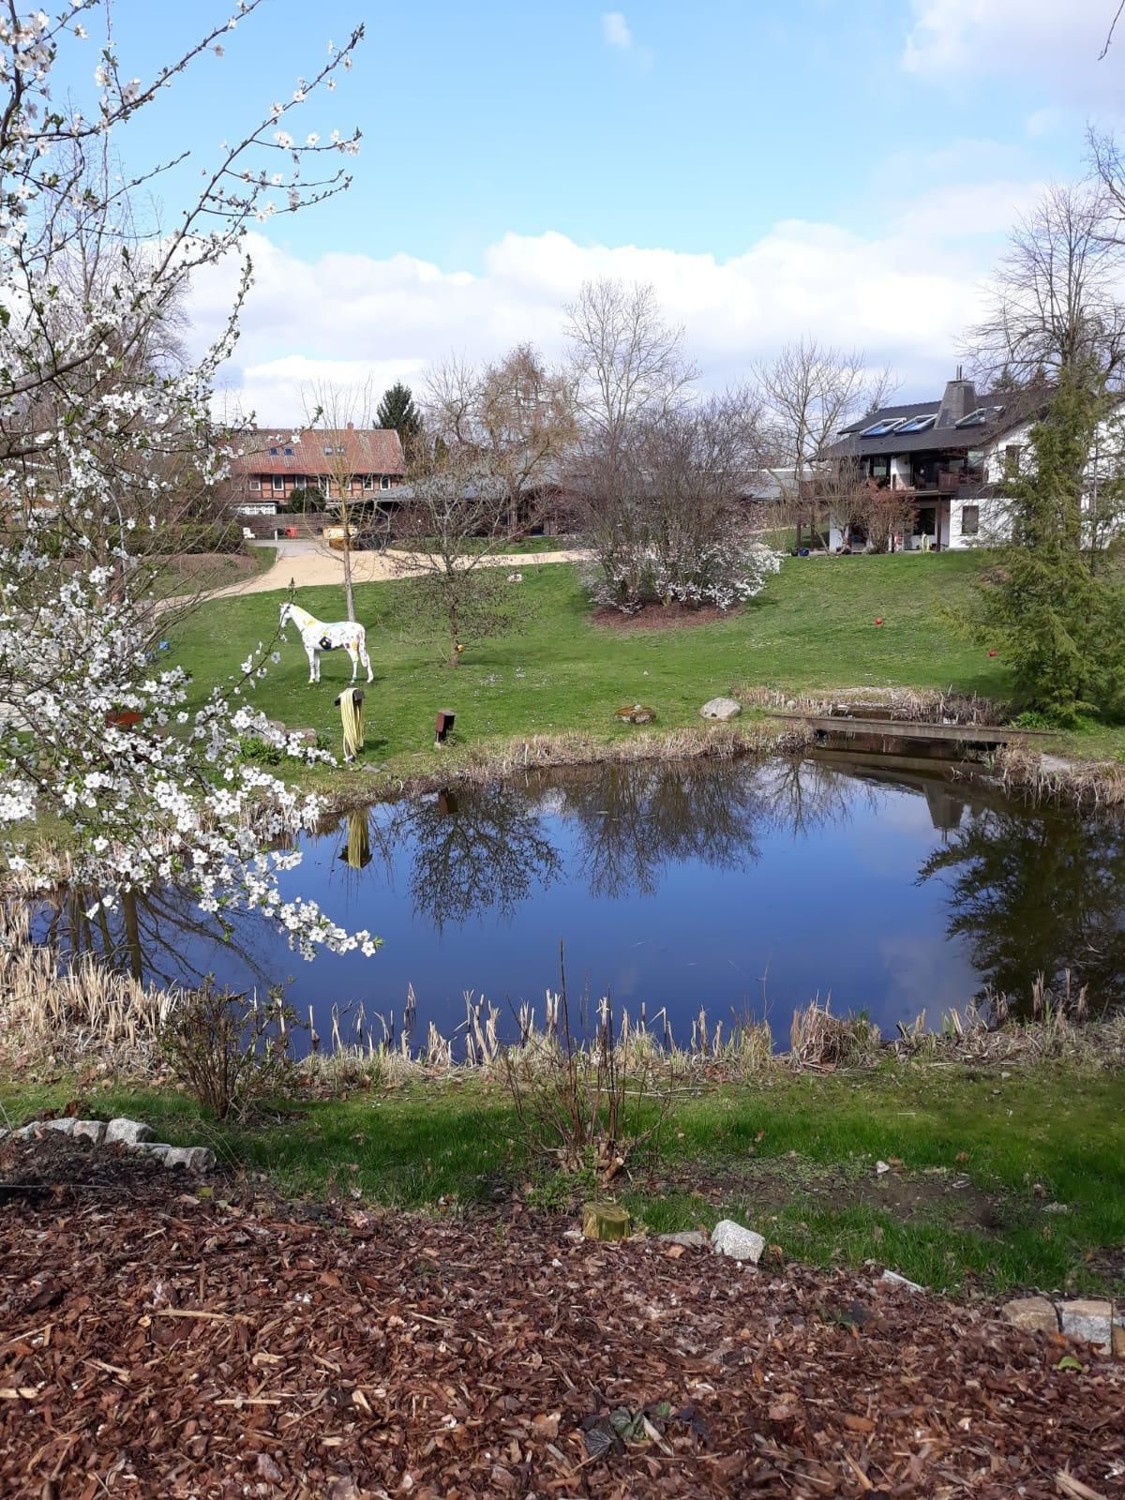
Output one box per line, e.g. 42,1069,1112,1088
896,413,936,434
861,417,909,437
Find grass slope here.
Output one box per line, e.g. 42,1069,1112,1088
171,553,1038,774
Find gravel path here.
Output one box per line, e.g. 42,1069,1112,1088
203,542,586,600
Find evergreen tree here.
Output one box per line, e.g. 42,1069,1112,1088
980,368,1125,722
376,382,423,457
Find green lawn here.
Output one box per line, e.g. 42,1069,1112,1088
4,1060,1122,1298
170,553,1035,769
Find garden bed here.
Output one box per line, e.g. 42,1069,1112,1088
0,1134,1121,1499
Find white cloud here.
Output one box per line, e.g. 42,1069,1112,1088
189,200,1013,423
902,0,1125,104
601,11,633,50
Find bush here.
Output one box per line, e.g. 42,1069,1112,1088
500,990,677,1183
158,981,301,1120
286,487,323,514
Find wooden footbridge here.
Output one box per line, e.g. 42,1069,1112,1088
774,710,1047,762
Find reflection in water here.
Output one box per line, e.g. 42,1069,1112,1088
536,759,769,899
28,757,1125,1035
919,803,1125,1007
385,783,562,931
33,882,266,990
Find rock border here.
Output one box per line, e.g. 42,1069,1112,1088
2,1116,215,1172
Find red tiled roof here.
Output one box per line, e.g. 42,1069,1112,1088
230,427,405,477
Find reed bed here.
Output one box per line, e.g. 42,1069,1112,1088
4,905,1121,1091
995,744,1125,810
739,684,1009,726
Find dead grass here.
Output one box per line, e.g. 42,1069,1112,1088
739,684,1009,726
996,744,1125,810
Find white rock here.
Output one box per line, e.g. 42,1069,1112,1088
15,1117,76,1139
879,1269,925,1293
700,696,742,721
1059,1299,1115,1352
141,1143,215,1172
70,1120,107,1145
710,1219,765,1263
875,1160,891,1175
105,1118,156,1147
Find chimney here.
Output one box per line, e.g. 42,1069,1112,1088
347,421,355,430
935,370,977,427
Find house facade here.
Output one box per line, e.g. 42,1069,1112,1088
225,425,406,513
821,373,1031,552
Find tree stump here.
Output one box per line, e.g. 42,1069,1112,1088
582,1201,631,1241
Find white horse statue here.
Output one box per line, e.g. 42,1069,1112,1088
279,601,373,685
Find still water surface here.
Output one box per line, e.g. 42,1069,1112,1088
34,757,1125,1050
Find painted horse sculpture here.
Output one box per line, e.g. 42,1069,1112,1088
279,602,373,684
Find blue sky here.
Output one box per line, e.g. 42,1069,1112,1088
85,0,1125,419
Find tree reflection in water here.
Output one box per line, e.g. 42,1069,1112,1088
533,758,772,899
27,758,1125,1022
31,883,281,991
387,784,563,931
918,802,1125,1010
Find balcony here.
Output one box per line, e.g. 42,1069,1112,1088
915,466,985,494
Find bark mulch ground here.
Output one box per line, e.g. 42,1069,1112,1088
0,1139,1122,1500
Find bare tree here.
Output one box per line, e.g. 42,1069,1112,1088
390,444,526,666
425,344,575,536
967,181,1125,388
301,381,376,622
562,278,698,450
571,388,780,613
755,338,896,547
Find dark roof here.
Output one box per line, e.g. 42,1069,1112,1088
827,378,1021,459
838,400,940,434
231,427,405,478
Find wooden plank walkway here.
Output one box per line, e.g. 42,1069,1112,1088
770,712,1050,755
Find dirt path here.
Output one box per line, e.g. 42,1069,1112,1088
201,543,587,601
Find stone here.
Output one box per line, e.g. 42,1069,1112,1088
1059,1298,1115,1352
15,1117,75,1139
1113,1324,1125,1359
657,1231,709,1250
105,1118,156,1147
70,1120,107,1146
141,1144,216,1172
700,696,741,722
879,1269,925,1293
614,703,656,725
710,1219,765,1264
1001,1296,1058,1335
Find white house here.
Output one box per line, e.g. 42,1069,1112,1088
821,371,1124,552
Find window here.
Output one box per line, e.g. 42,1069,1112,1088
323,445,334,456
955,405,1005,429
283,446,294,456
319,475,331,497
335,445,346,454
961,504,980,536
861,417,909,437
380,476,391,491
1003,444,1023,478
249,477,261,491
896,413,936,434
272,475,284,492
362,474,374,491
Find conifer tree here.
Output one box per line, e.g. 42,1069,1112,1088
376,382,423,457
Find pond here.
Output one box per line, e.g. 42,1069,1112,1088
31,756,1125,1053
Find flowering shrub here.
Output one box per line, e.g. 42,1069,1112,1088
0,4,377,960
585,537,782,614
